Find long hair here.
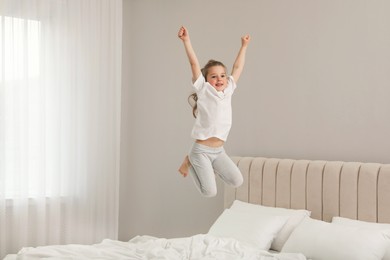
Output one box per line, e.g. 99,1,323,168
188,60,227,118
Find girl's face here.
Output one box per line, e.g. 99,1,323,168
206,65,228,92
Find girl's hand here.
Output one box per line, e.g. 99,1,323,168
241,35,251,47
178,26,189,41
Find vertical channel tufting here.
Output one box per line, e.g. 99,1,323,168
291,160,310,210
249,158,266,205
306,161,326,220
276,159,294,209
378,165,390,223
225,157,390,225
339,162,360,219
262,158,279,207
357,163,381,222
322,161,343,222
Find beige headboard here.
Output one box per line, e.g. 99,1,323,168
225,157,390,223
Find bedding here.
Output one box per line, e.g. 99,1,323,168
5,234,306,260
208,208,289,249
281,217,390,260
229,200,310,251
331,216,390,260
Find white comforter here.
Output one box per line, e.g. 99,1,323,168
7,234,306,260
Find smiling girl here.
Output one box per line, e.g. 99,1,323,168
177,26,250,197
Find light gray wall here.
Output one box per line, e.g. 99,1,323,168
119,0,390,241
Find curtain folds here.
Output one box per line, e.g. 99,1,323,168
0,0,122,257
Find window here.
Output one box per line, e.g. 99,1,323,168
1,16,40,80
1,16,43,198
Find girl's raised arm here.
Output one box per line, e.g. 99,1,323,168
178,26,201,82
231,35,251,82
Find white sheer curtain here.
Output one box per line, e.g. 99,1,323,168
0,0,122,257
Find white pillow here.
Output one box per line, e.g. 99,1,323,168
208,208,289,250
332,216,390,260
229,200,310,251
281,217,390,260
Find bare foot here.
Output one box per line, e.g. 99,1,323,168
178,156,190,177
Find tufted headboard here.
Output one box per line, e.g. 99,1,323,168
225,157,390,223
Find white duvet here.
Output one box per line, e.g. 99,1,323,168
6,234,306,260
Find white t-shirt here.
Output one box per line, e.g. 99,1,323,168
191,74,237,141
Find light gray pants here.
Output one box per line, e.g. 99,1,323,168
188,143,243,197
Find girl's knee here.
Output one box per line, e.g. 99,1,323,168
231,174,243,188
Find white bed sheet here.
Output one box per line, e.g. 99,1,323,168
5,234,306,260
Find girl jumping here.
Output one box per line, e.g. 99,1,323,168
177,26,250,197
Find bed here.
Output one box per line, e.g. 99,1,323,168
5,156,390,260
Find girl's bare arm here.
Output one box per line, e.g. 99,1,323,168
231,35,251,82
178,26,201,82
